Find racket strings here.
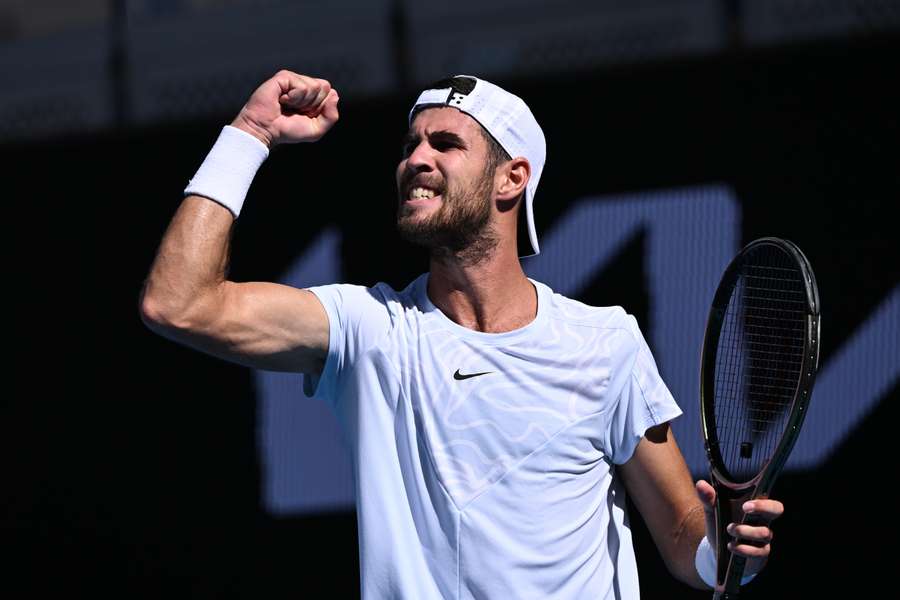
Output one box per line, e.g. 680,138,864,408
713,248,807,482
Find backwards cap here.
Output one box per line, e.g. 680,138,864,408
408,75,546,257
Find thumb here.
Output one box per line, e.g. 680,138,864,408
696,479,716,509
318,89,340,125
696,479,718,547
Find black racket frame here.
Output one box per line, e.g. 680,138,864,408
699,237,821,599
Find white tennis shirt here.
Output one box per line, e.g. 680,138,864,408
301,272,683,599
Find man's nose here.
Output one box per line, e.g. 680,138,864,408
406,141,434,171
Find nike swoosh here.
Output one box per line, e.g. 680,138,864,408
453,369,494,380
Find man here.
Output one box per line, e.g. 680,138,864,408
140,71,783,599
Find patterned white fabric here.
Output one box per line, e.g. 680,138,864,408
302,272,683,599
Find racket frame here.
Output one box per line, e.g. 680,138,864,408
699,237,821,598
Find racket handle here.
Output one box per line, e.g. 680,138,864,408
717,511,767,597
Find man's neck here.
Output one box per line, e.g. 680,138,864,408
426,252,537,334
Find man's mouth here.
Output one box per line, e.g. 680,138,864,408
409,186,436,199
404,186,442,204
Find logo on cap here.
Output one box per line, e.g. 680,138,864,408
449,92,467,106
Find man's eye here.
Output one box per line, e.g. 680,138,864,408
401,139,455,157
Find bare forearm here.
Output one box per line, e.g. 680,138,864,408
670,503,712,590
140,195,234,325
620,425,714,590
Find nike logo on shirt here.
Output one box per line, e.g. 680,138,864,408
453,369,493,380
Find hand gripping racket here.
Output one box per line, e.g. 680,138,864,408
700,237,821,598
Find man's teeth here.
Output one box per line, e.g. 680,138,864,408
410,187,437,199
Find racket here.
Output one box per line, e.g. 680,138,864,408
699,237,821,599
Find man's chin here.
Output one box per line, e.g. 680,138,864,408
396,218,449,248
397,206,441,229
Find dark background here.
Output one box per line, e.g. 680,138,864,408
5,3,899,598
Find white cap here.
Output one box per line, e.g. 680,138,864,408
408,75,546,257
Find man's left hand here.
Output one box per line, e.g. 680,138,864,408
695,479,784,575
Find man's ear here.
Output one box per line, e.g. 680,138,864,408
496,157,530,202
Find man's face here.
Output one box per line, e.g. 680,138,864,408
395,107,498,255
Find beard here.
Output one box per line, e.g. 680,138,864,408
396,167,500,265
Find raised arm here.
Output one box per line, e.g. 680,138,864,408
139,71,340,375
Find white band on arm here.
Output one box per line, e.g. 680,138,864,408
184,125,270,219
695,535,759,589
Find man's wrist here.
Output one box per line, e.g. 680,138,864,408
230,114,274,148
183,125,270,219
695,535,759,589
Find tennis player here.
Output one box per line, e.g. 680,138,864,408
140,70,784,599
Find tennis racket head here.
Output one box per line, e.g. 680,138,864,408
700,237,820,595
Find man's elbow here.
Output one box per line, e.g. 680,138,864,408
139,291,190,333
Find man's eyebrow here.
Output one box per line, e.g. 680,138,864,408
431,130,467,148
401,130,468,149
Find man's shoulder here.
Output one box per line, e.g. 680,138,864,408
305,273,426,326
536,282,647,362
542,285,633,332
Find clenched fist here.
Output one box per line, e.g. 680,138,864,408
231,70,340,147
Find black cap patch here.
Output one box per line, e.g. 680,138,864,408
425,76,477,106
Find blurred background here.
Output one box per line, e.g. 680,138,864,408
5,0,899,597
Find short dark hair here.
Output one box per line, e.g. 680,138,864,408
476,123,531,255
477,125,512,175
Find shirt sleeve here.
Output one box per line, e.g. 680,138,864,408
605,314,684,465
300,282,393,408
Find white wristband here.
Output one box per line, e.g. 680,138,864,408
695,535,758,588
184,125,269,219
